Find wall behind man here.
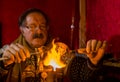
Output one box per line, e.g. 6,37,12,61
86,0,120,59
0,0,79,49
0,23,2,47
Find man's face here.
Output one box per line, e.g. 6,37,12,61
20,12,48,48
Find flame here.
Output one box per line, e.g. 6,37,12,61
43,39,67,71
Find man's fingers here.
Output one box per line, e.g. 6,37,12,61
77,48,86,54
95,41,102,51
19,49,26,61
91,40,97,51
86,39,97,53
10,44,27,62
3,50,15,66
7,45,21,63
2,43,30,66
14,52,21,63
94,48,105,63
101,41,107,49
95,41,107,61
86,40,91,53
6,43,30,63
86,40,96,58
16,43,30,58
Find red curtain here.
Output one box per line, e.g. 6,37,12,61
86,0,120,59
0,0,80,49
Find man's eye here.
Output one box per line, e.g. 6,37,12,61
29,26,34,28
40,26,47,29
29,25,36,28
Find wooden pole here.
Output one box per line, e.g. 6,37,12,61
79,0,86,48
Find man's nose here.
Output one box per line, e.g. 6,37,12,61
35,27,43,33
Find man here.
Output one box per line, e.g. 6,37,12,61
0,8,106,82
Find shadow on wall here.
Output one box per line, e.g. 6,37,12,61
107,35,120,60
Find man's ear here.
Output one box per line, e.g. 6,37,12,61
20,26,24,34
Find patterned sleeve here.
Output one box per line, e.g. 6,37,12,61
65,53,101,82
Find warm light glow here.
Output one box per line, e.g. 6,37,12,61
43,39,67,71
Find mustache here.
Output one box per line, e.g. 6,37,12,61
33,33,44,39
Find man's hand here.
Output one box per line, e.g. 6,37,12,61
77,40,107,65
2,43,30,66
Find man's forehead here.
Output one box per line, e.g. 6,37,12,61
25,12,46,23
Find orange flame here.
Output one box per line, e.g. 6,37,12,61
43,39,67,71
